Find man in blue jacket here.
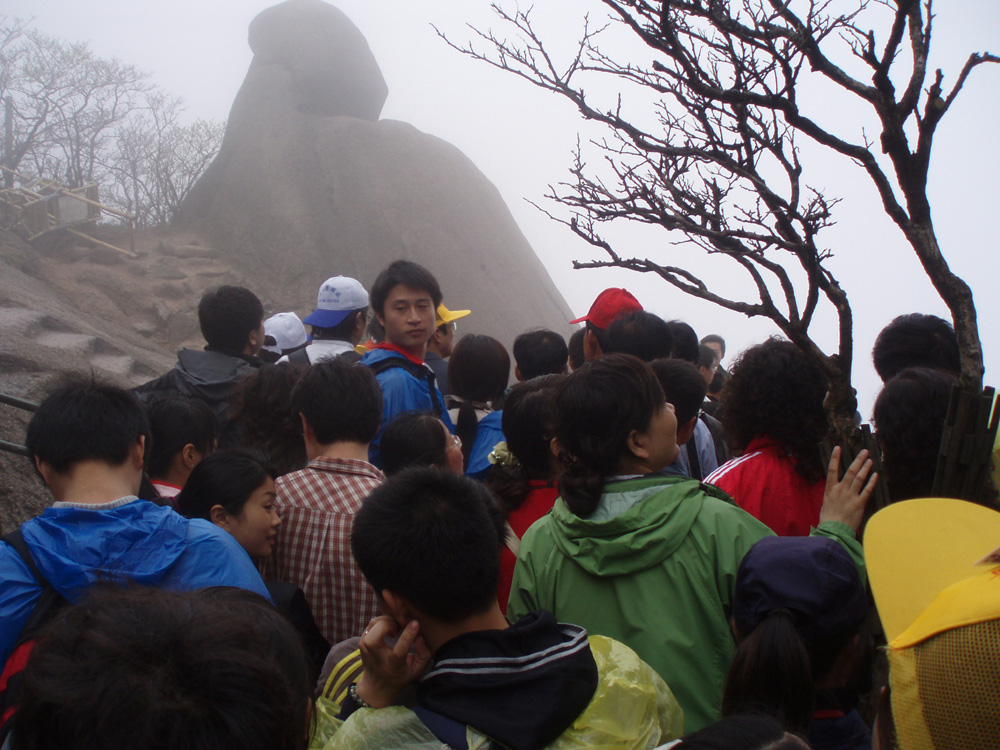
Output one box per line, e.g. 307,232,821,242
361,261,454,467
0,381,270,666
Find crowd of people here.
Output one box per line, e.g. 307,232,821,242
0,259,996,750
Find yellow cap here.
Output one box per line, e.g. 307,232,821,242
865,497,1000,642
435,303,471,328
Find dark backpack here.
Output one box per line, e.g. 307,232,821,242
0,530,66,740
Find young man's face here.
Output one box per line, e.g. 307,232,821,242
378,284,436,356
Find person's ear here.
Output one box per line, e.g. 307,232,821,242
300,412,314,441
381,589,415,628
626,428,651,461
376,310,386,327
209,504,229,527
181,443,199,470
583,329,601,361
35,457,54,488
675,416,698,446
515,365,524,382
549,436,564,460
131,436,146,470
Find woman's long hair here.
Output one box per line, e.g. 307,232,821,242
554,354,665,518
448,335,510,469
487,374,565,516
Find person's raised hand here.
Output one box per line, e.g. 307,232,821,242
819,446,878,532
354,615,432,709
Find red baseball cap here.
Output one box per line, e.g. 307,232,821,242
570,288,643,328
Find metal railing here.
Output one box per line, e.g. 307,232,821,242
0,391,38,457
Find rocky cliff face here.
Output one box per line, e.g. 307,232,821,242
0,0,576,531
179,0,574,340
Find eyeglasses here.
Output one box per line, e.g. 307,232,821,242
446,433,462,454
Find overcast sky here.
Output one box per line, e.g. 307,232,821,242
7,0,999,415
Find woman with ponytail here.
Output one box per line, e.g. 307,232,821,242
485,374,566,611
508,354,876,733
723,536,871,749
446,334,510,476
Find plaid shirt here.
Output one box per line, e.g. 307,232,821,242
261,456,384,645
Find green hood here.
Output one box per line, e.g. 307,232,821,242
548,477,711,576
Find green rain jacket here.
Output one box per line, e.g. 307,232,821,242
507,476,863,732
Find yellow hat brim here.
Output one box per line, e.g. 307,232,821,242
865,497,1000,642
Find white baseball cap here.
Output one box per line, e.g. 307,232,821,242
302,276,369,328
262,312,308,354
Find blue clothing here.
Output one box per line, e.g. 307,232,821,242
0,498,270,665
361,348,454,467
671,418,719,479
466,410,505,479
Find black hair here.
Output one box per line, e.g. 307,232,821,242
11,585,312,750
676,714,809,750
719,338,829,483
486,375,566,516
722,611,858,733
872,313,961,382
700,333,726,358
290,359,383,446
369,260,442,317
667,320,700,363
230,363,309,477
198,285,265,353
709,364,728,396
311,309,367,342
144,395,218,480
367,315,385,344
600,310,674,362
698,344,719,370
568,328,586,371
448,335,510,469
379,412,451,475
650,358,707,426
555,354,665,518
176,450,276,521
351,468,503,621
872,366,956,502
26,380,150,476
513,329,568,380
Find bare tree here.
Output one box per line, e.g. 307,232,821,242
102,92,224,226
0,17,224,228
443,0,997,435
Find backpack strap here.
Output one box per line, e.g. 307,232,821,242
412,705,470,750
0,530,66,738
366,356,442,413
685,439,703,481
287,347,311,365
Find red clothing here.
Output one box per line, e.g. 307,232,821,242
498,481,559,613
260,456,384,645
705,436,823,536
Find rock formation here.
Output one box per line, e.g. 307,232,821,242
179,0,574,342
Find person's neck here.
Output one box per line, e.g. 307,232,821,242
307,440,371,463
614,457,655,477
46,462,140,505
421,602,510,654
384,339,426,362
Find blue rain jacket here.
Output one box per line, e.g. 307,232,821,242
0,498,270,664
361,348,454,467
466,410,505,479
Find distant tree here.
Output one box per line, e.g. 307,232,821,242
0,17,223,227
444,0,998,436
102,92,224,226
